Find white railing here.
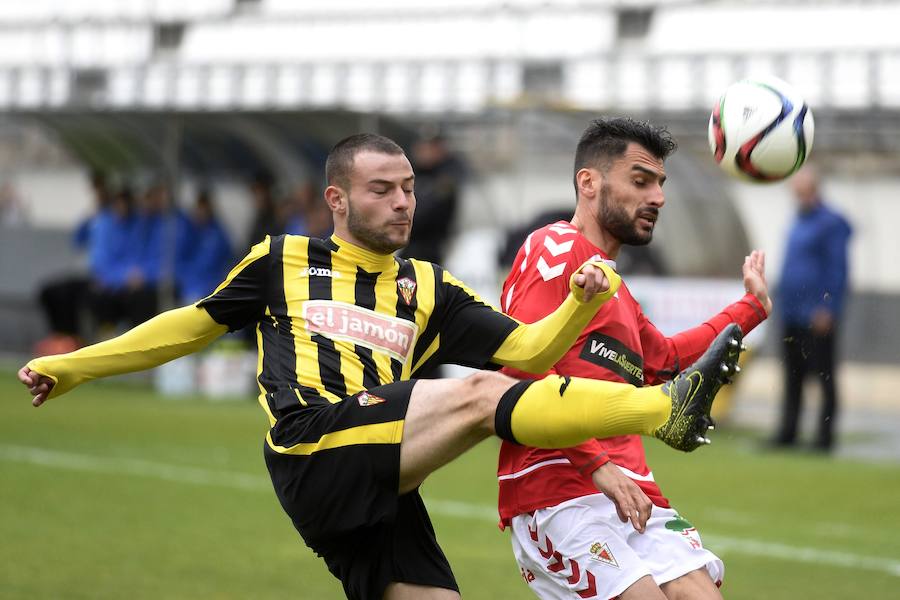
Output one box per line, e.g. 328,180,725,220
2,50,899,113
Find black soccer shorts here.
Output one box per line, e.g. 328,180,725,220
263,380,458,600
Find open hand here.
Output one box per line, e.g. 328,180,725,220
743,250,772,315
17,366,55,407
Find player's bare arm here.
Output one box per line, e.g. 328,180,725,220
743,249,772,314
17,305,227,406
492,259,621,373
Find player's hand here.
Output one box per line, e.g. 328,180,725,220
573,263,611,303
590,462,652,533
743,250,772,315
17,366,55,407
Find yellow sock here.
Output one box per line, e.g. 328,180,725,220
505,375,671,448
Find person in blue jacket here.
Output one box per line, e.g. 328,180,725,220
177,188,233,303
774,166,852,452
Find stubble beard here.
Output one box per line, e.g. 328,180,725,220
599,183,654,247
346,196,409,255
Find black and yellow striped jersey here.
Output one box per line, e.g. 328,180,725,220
199,234,518,425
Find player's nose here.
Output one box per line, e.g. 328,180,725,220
392,189,411,211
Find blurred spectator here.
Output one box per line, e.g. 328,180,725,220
284,181,332,239
85,187,142,331
399,134,461,264
88,183,190,332
773,166,852,453
132,183,191,291
245,170,282,250
0,181,27,226
35,170,112,353
177,188,234,303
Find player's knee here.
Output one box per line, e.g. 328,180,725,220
459,371,518,430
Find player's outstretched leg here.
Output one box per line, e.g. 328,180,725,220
653,324,744,451
493,324,745,453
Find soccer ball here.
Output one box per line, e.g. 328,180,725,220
708,76,814,182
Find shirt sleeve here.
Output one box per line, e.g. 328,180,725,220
197,236,271,332
429,267,519,369
818,215,852,316
641,293,767,384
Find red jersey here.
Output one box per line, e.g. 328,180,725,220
497,221,767,527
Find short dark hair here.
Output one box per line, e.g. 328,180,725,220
573,117,677,192
326,133,406,190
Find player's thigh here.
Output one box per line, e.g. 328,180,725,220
628,506,724,592
510,498,657,600
383,582,460,600
659,567,722,600
399,371,516,493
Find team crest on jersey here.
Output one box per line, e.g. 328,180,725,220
665,516,703,550
356,391,386,407
589,542,619,568
397,277,417,305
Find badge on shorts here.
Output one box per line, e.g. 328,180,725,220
589,542,619,568
665,516,704,550
397,278,416,305
357,391,386,407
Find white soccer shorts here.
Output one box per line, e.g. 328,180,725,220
510,494,724,599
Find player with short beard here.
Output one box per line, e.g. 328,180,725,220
499,117,771,600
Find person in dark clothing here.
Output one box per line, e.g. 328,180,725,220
245,170,283,248
773,166,852,452
399,135,461,265
36,170,112,352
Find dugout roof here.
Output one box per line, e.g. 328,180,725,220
19,110,416,184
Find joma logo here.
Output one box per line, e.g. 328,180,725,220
300,267,341,278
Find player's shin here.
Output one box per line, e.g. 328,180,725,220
494,376,670,448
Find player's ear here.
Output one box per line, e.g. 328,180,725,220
324,185,347,215
576,168,599,200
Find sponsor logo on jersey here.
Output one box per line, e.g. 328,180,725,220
356,391,386,407
303,300,418,361
589,542,619,568
665,515,703,550
578,332,644,385
397,277,417,305
299,266,341,278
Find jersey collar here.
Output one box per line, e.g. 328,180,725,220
330,234,397,271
